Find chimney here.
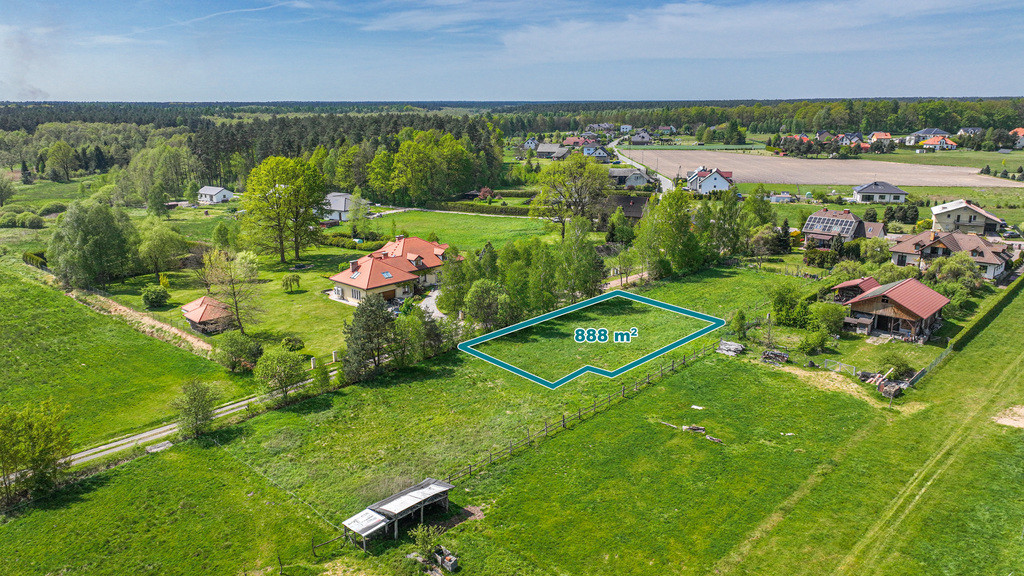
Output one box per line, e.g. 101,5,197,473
396,234,405,241
349,259,359,271
843,209,851,214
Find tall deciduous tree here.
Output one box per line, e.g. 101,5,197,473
558,217,604,302
243,157,327,262
46,140,76,182
138,217,187,282
48,200,139,289
208,250,263,335
0,176,14,207
532,154,608,238
254,348,306,404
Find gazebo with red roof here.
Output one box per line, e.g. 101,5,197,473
181,296,233,334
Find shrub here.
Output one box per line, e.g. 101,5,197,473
38,202,67,215
879,349,913,379
158,272,170,288
281,336,305,351
808,302,846,335
0,213,17,228
1,204,29,214
22,251,46,268
797,329,829,354
16,212,44,229
141,285,170,308
215,332,264,372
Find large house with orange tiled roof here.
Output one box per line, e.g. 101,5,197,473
328,236,455,304
920,135,957,150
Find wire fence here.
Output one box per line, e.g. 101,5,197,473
442,337,721,485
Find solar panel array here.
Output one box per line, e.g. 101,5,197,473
804,215,856,236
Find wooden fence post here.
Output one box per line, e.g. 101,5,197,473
310,357,317,369
544,419,549,436
562,413,566,429
621,384,626,397
332,351,339,363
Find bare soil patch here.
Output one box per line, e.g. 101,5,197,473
774,363,927,414
993,405,1024,428
619,149,1024,188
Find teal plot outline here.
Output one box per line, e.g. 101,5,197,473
458,289,725,389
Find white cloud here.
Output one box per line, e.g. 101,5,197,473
499,0,1013,63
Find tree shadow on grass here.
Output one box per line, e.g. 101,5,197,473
7,469,115,517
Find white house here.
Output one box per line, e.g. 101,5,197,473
890,230,1012,280
620,124,633,133
582,144,611,163
686,166,734,195
904,128,950,145
608,168,654,187
769,192,794,203
521,137,539,150
851,181,908,204
931,199,1004,235
196,186,234,204
322,192,354,222
920,136,957,150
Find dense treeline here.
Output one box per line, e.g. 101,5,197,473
490,98,1024,136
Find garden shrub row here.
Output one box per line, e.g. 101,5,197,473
425,201,531,216
948,272,1024,351
322,235,387,251
22,250,47,268
1,212,44,229
490,190,536,198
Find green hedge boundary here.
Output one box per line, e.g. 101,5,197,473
424,202,532,216
948,273,1024,352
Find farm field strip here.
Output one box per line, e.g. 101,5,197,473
619,149,1024,188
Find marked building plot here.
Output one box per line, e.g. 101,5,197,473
459,290,725,389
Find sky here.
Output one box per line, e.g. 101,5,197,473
1,0,1023,102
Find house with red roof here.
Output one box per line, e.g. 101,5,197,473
685,166,734,195
328,236,455,304
562,136,597,147
1010,128,1024,137
842,278,949,339
869,132,892,143
920,136,957,150
181,296,233,334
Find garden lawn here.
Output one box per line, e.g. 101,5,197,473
0,266,250,447
106,245,366,359
857,148,1024,172
367,210,552,249
473,296,712,383
0,441,333,576
446,357,874,576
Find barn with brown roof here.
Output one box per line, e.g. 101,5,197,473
842,278,949,339
181,296,233,334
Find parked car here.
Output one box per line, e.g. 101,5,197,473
1002,229,1021,239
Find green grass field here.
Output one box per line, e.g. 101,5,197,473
0,265,251,447
448,357,874,575
474,296,711,382
368,210,553,249
857,148,1024,171
0,441,332,575
6,176,94,209
3,265,1018,576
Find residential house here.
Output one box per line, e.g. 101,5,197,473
582,143,611,162
329,236,455,304
843,278,949,339
605,194,649,221
608,168,654,187
196,186,234,204
786,134,810,143
630,131,653,145
535,143,567,159
620,124,633,133
1011,128,1024,138
834,132,864,146
686,166,734,195
581,131,599,139
832,277,881,303
521,137,539,150
904,128,950,145
931,199,1004,234
769,192,794,203
562,136,596,147
657,125,677,134
890,230,1013,280
801,208,885,249
815,130,834,141
957,127,984,137
1015,136,1024,150
851,181,908,204
322,192,354,222
551,147,571,160
586,123,615,133
181,296,233,334
920,136,957,150
869,132,892,143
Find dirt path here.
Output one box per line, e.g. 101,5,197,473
76,291,212,353
603,271,648,290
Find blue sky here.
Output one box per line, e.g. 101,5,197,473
1,0,1022,101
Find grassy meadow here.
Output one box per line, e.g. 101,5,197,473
367,209,554,249
0,266,251,447
474,296,711,382
857,147,1024,171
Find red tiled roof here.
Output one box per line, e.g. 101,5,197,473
1011,128,1024,137
920,136,956,147
870,132,892,139
329,256,418,290
832,277,880,291
181,296,232,323
890,230,1011,265
846,278,949,319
